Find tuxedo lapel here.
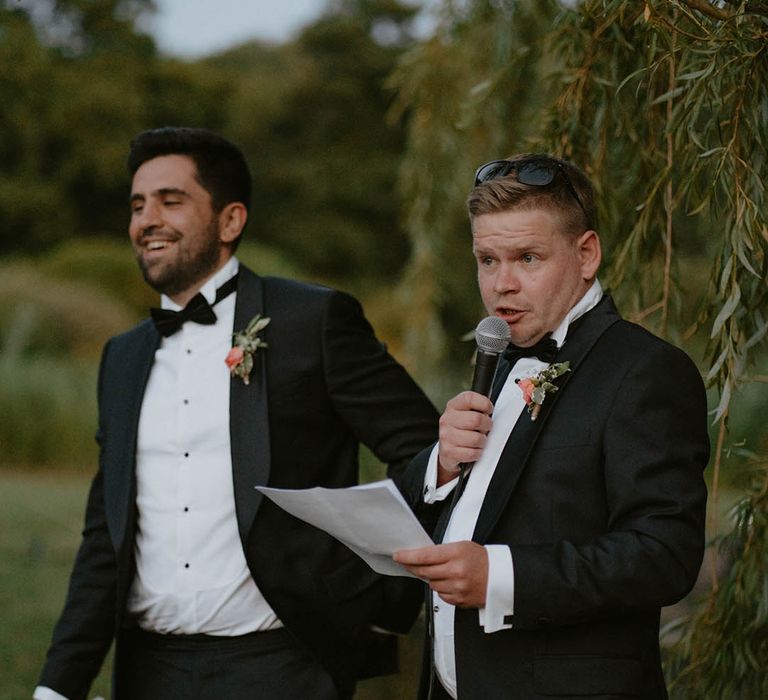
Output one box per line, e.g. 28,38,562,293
472,296,621,543
103,322,159,551
229,266,272,546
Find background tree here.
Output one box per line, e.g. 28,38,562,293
243,0,421,288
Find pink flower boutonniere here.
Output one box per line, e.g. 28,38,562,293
515,361,570,421
225,314,270,385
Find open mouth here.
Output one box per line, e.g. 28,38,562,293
147,241,170,250
497,308,526,321
143,239,178,252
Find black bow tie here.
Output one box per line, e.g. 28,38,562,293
503,334,558,365
151,274,239,337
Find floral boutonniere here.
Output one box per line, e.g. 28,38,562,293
515,361,570,421
225,314,270,385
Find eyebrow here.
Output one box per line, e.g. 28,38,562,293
472,245,499,257
129,187,189,204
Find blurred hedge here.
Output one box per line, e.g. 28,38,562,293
0,354,98,469
0,262,137,360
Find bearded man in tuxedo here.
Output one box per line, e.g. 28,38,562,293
35,126,438,700
395,154,709,700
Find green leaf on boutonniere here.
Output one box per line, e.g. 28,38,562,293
516,361,570,420
225,314,270,385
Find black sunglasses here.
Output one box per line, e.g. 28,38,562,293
474,157,587,217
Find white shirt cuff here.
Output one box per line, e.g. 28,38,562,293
478,544,514,633
33,687,70,700
423,444,458,503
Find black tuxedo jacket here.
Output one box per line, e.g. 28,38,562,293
402,296,710,700
39,265,439,700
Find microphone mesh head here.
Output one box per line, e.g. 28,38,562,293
475,316,511,354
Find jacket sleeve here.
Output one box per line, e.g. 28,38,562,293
37,344,119,700
397,444,445,538
321,289,439,482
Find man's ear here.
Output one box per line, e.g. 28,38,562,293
218,202,247,244
578,229,602,281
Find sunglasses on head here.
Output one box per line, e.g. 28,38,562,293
473,156,587,217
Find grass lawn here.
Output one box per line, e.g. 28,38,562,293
0,469,112,699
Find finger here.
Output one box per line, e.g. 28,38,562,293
438,447,485,472
439,424,489,451
446,391,494,414
438,442,487,471
393,545,452,567
393,548,436,567
440,409,493,435
438,421,491,470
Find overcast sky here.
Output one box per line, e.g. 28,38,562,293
147,0,327,58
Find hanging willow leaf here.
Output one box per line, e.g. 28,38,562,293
711,284,742,338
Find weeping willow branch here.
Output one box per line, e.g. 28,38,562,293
661,21,676,338
665,461,768,698
678,0,732,21
684,0,768,19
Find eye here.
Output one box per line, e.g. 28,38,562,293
521,253,537,264
131,204,143,215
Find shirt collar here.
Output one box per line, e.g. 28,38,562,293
551,278,603,348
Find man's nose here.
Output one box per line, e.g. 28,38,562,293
494,263,520,294
136,199,162,229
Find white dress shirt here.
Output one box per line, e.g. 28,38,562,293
425,280,603,699
34,257,280,700
128,256,280,635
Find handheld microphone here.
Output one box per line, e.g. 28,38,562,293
454,316,511,483
470,316,512,397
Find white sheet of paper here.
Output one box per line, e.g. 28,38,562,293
256,479,433,577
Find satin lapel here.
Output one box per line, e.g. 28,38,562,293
103,322,159,551
229,267,271,547
472,296,622,544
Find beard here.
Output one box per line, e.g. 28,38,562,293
137,218,222,299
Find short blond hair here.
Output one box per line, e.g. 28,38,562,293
468,154,596,235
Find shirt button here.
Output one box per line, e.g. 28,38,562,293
183,507,189,512
184,452,189,458
184,563,190,569
183,399,189,405
186,349,192,355
433,605,440,613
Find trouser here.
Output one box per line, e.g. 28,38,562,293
115,627,342,699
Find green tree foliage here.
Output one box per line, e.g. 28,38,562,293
35,0,156,56
0,0,236,253
391,0,767,694
242,0,421,286
665,461,768,698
